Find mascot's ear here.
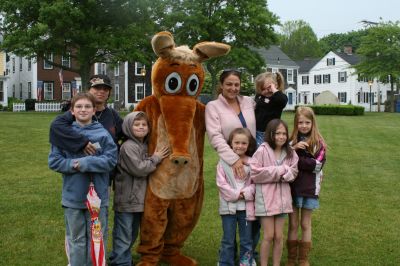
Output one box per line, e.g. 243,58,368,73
193,42,231,62
152,31,175,58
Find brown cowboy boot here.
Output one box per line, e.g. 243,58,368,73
298,241,312,266
285,240,298,266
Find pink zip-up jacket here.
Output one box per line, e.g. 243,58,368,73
205,94,256,166
250,143,299,216
216,158,255,221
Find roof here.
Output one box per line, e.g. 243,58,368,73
254,45,298,68
296,58,319,74
333,51,362,65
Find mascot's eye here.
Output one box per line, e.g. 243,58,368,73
186,74,200,96
165,72,182,94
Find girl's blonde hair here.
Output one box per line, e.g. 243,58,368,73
254,71,285,95
227,128,256,156
290,107,324,155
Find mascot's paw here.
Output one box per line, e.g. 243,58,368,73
161,254,198,266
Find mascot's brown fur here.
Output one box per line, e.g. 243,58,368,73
134,31,230,266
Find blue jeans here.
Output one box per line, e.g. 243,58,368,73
256,131,265,148
251,218,260,260
64,206,108,266
219,211,253,266
109,212,142,266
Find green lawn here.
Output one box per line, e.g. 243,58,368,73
0,111,399,265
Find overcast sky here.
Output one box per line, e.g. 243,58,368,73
268,0,400,39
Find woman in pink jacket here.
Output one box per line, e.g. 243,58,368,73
205,69,256,179
250,119,298,266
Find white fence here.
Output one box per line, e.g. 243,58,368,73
35,102,61,112
13,103,26,112
13,102,115,112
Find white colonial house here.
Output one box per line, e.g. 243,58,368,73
297,46,391,111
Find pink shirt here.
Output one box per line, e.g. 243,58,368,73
205,94,256,165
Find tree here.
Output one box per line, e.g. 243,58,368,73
354,21,400,112
279,20,322,60
0,0,164,89
319,30,368,55
159,0,279,95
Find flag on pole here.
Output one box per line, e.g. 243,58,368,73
59,68,64,91
37,81,43,101
71,80,77,97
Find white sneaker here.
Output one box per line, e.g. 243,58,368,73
252,259,257,266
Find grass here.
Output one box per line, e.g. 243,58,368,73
0,111,399,265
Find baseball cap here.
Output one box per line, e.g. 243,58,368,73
89,74,112,89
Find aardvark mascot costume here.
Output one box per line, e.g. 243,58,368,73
135,31,230,266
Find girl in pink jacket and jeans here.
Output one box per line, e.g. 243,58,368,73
216,128,256,266
250,119,298,266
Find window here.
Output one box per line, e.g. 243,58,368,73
12,58,15,73
44,82,54,100
28,82,32,99
62,54,71,68
62,83,71,100
19,83,23,99
313,93,320,103
338,92,347,103
115,84,120,101
135,62,146,76
271,68,278,73
19,58,23,71
303,94,308,104
97,63,107,74
114,64,120,76
314,75,321,84
357,74,369,82
287,69,293,83
0,81,3,101
135,83,145,101
323,74,330,83
287,92,293,105
44,53,54,69
338,72,347,82
28,58,32,71
364,92,374,103
327,58,335,66
13,84,15,98
302,76,309,85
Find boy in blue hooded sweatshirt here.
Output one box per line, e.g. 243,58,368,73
48,92,117,266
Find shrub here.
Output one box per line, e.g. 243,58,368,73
0,104,2,111
25,99,36,111
295,104,365,116
7,97,24,111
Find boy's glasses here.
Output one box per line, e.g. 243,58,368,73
74,104,94,110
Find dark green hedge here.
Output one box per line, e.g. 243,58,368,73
295,105,364,116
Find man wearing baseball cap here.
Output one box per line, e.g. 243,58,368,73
50,73,124,155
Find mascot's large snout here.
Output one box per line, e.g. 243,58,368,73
159,95,196,165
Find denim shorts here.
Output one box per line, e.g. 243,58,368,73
293,196,319,210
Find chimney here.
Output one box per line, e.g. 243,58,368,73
343,44,353,55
